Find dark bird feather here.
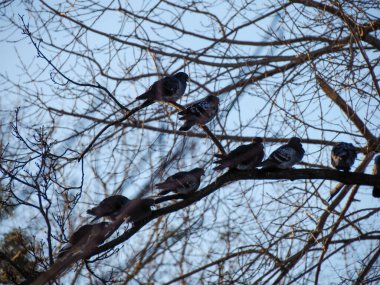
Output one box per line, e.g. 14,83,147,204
136,72,188,104
331,142,357,172
58,222,109,258
213,138,264,171
87,195,130,222
156,168,205,195
258,137,305,169
178,95,219,131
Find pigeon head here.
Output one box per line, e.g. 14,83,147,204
288,137,302,146
191,167,205,176
253,137,263,143
118,195,131,205
206,95,219,104
339,142,356,152
174,72,189,82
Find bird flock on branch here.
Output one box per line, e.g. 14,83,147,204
58,72,380,260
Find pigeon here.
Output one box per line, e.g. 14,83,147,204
373,155,380,198
156,168,205,196
213,138,264,171
331,142,357,172
87,195,130,222
58,222,109,258
258,137,305,169
178,95,219,131
123,198,155,224
136,72,189,106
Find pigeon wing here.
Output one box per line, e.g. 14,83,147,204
161,76,180,98
270,146,294,163
213,144,252,170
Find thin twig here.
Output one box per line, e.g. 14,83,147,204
19,15,129,112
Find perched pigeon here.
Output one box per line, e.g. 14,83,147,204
373,155,380,198
178,95,219,131
58,222,109,258
156,168,205,196
136,72,189,105
124,198,155,224
331,142,357,172
87,195,130,222
258,137,305,169
214,138,264,171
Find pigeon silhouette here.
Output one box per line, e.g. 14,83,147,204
373,155,380,198
178,95,219,131
331,142,357,172
87,195,130,222
136,72,189,107
156,168,205,196
123,198,155,224
214,138,264,171
58,222,109,258
258,137,305,169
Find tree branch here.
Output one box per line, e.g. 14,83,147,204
353,244,380,285
94,167,380,257
315,74,377,144
24,165,380,283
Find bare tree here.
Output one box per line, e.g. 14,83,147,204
0,0,380,284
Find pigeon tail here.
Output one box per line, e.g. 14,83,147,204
158,189,171,196
86,209,101,222
139,99,154,109
57,243,72,258
86,209,95,216
213,159,228,171
213,164,227,171
214,154,226,159
136,90,152,100
90,216,101,223
179,121,195,131
257,160,273,169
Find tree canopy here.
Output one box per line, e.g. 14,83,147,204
0,0,380,284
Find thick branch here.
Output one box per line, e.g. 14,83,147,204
200,125,226,155
217,168,380,187
290,0,380,31
315,74,376,143
33,166,380,283
96,167,380,254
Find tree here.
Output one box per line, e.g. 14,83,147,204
0,0,379,284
